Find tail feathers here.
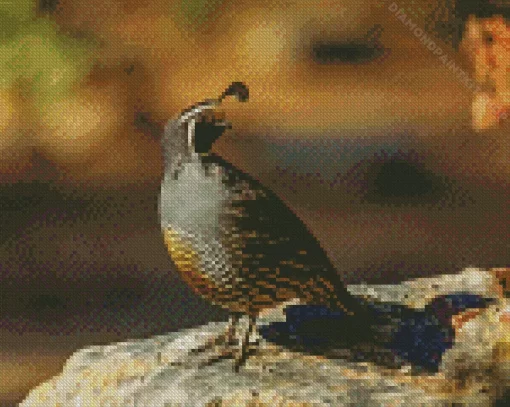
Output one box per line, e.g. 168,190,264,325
308,274,373,321
328,276,379,327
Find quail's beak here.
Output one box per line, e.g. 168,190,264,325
215,120,232,129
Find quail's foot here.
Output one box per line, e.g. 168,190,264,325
170,314,260,372
201,315,261,372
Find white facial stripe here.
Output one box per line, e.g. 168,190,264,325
177,102,218,126
187,119,195,149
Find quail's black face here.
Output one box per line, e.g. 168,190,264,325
194,118,229,154
190,82,247,154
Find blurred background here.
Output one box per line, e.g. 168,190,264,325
0,0,509,404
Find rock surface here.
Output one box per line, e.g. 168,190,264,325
21,268,510,407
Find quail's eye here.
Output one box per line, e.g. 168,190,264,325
483,32,494,45
311,41,386,64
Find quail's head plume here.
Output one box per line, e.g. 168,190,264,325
219,81,249,103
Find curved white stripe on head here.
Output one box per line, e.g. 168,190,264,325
178,107,205,125
187,118,195,149
177,100,219,126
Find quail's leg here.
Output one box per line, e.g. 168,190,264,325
170,313,240,368
233,315,259,372
171,313,260,371
191,313,241,356
200,313,260,371
195,313,260,371
225,313,241,347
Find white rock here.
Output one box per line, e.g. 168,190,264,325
20,268,508,407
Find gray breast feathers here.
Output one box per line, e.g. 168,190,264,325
159,161,230,235
161,119,188,179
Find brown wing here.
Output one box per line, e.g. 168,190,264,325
205,154,364,316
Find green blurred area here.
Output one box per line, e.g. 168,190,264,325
0,0,225,109
177,0,226,31
0,0,96,108
0,0,35,22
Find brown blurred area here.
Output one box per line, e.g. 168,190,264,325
0,0,509,404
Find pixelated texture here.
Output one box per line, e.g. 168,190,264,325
1,0,509,405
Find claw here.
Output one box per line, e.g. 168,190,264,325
169,314,259,372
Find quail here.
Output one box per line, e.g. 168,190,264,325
159,82,373,370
